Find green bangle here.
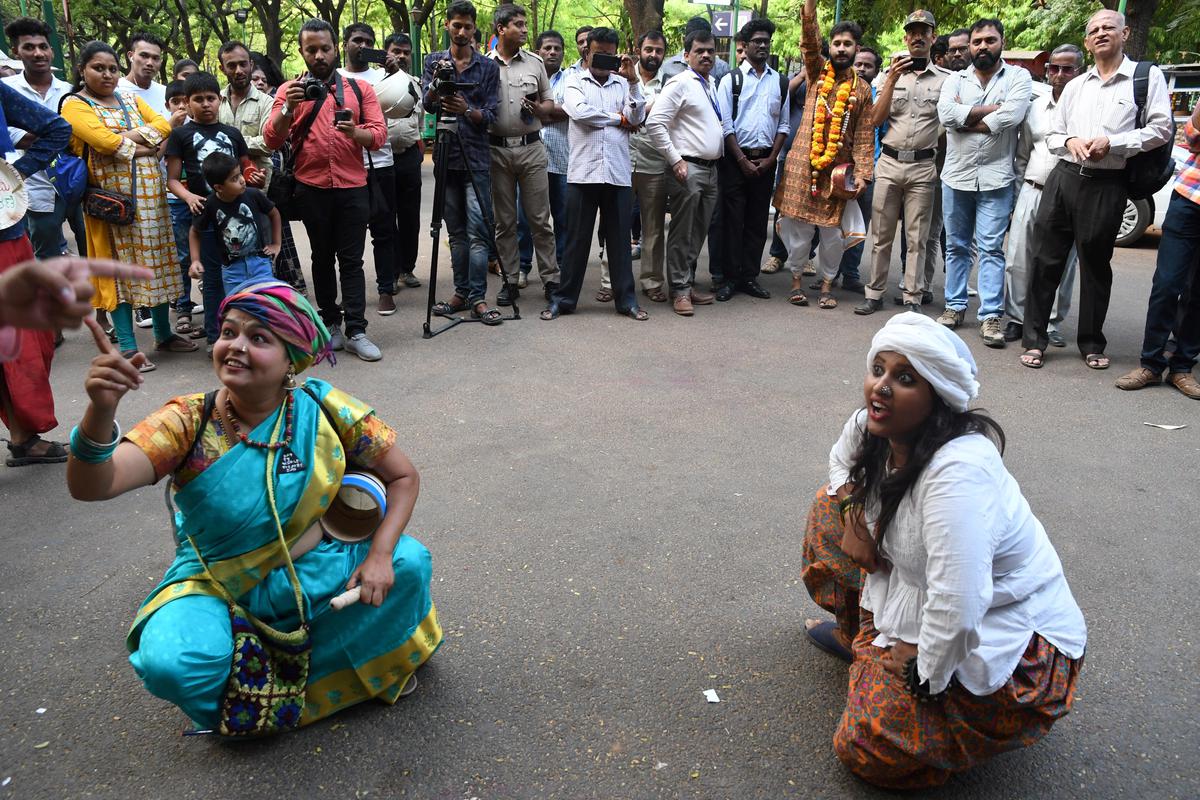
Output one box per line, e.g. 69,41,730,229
69,422,121,463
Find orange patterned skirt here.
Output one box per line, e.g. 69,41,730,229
801,486,1084,790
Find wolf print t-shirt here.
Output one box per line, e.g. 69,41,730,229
165,120,249,197
192,187,274,264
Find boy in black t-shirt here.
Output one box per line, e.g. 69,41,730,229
189,152,281,292
165,71,266,344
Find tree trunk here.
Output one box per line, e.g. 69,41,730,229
622,0,664,42
252,0,288,69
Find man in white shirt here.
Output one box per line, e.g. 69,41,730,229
658,17,731,85
2,17,81,260
628,30,668,303
935,18,1031,345
715,19,789,302
383,32,425,291
339,22,404,315
117,32,167,116
645,30,723,316
541,27,646,322
1003,45,1083,347
1021,9,1172,370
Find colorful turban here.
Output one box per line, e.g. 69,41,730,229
867,311,979,412
218,280,334,373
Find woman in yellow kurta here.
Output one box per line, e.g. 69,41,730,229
61,41,193,372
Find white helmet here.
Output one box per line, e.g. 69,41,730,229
375,70,421,119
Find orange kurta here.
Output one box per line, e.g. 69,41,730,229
774,8,874,228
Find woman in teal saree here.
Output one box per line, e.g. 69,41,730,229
66,280,441,734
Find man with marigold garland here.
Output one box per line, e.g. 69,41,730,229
773,0,874,309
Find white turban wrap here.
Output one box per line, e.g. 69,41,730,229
867,312,980,412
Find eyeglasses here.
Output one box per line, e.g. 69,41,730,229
947,46,968,54
1045,64,1079,74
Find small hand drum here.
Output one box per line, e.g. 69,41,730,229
830,163,858,201
321,471,388,543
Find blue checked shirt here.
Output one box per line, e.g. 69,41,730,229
541,68,570,175
716,61,790,149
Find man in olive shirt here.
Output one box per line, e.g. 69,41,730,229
489,2,560,304
858,10,950,314
217,41,274,186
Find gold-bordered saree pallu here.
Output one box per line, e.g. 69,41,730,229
126,378,442,732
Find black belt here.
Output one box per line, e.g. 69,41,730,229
682,155,718,168
1056,160,1124,180
1025,178,1044,190
489,132,540,148
881,144,936,163
740,148,772,159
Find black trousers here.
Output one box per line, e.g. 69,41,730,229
367,164,399,295
552,183,637,312
298,183,370,336
1023,162,1127,355
719,157,775,285
393,143,423,275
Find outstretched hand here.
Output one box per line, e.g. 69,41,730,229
0,256,153,331
82,316,145,412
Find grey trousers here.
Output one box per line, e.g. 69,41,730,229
664,162,718,296
1005,180,1076,330
633,170,669,291
490,141,561,285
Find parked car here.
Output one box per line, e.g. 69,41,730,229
1116,144,1192,246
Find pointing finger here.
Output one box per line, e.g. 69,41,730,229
83,316,117,355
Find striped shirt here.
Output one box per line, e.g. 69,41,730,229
1176,118,1200,206
562,68,645,186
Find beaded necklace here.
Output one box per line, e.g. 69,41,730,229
224,391,295,450
808,61,859,196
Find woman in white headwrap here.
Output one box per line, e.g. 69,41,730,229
800,312,1087,790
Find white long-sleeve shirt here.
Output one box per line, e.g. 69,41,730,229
645,68,723,166
937,61,1032,191
828,410,1087,695
562,69,645,186
1047,56,1172,170
1014,84,1059,186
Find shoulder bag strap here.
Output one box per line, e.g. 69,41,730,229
731,68,743,122
286,86,329,166
1131,60,1151,128
112,94,138,199
342,76,376,180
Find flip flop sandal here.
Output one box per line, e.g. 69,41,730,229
432,296,469,317
1020,349,1044,369
399,673,419,698
805,621,853,664
5,435,68,467
539,305,560,321
595,288,613,303
643,287,668,303
789,290,809,306
620,307,649,321
472,305,504,326
818,292,838,309
1084,353,1110,370
174,314,194,335
156,334,199,353
122,349,157,373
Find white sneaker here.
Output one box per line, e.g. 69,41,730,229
134,307,153,328
967,285,978,297
345,332,381,362
517,272,529,289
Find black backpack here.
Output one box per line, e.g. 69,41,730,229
1126,61,1176,201
730,68,790,124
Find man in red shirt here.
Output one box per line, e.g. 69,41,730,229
266,18,388,361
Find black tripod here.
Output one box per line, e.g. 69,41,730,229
423,106,520,338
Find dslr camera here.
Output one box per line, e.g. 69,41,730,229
429,60,476,98
300,75,328,101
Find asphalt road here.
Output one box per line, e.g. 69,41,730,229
1,164,1197,799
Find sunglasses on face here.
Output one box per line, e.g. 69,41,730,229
1045,64,1078,74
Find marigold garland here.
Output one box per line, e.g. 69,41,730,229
809,61,859,197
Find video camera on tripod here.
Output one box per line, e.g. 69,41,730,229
429,60,477,103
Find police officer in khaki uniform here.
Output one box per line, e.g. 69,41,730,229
856,9,951,314
489,2,560,305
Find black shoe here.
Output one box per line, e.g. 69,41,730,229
896,290,935,306
543,281,559,301
715,283,736,302
840,278,865,293
904,303,923,314
134,306,153,328
855,297,884,315
739,280,771,299
1003,321,1023,342
401,272,422,288
497,284,519,306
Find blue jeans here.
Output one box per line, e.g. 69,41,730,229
517,171,567,273
942,185,1014,319
168,201,195,310
837,182,874,284
223,254,275,291
1141,192,1200,374
193,226,223,342
444,168,492,305
26,194,86,259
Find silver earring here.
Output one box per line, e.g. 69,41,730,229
284,367,297,389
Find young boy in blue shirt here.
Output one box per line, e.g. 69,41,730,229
188,151,281,293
